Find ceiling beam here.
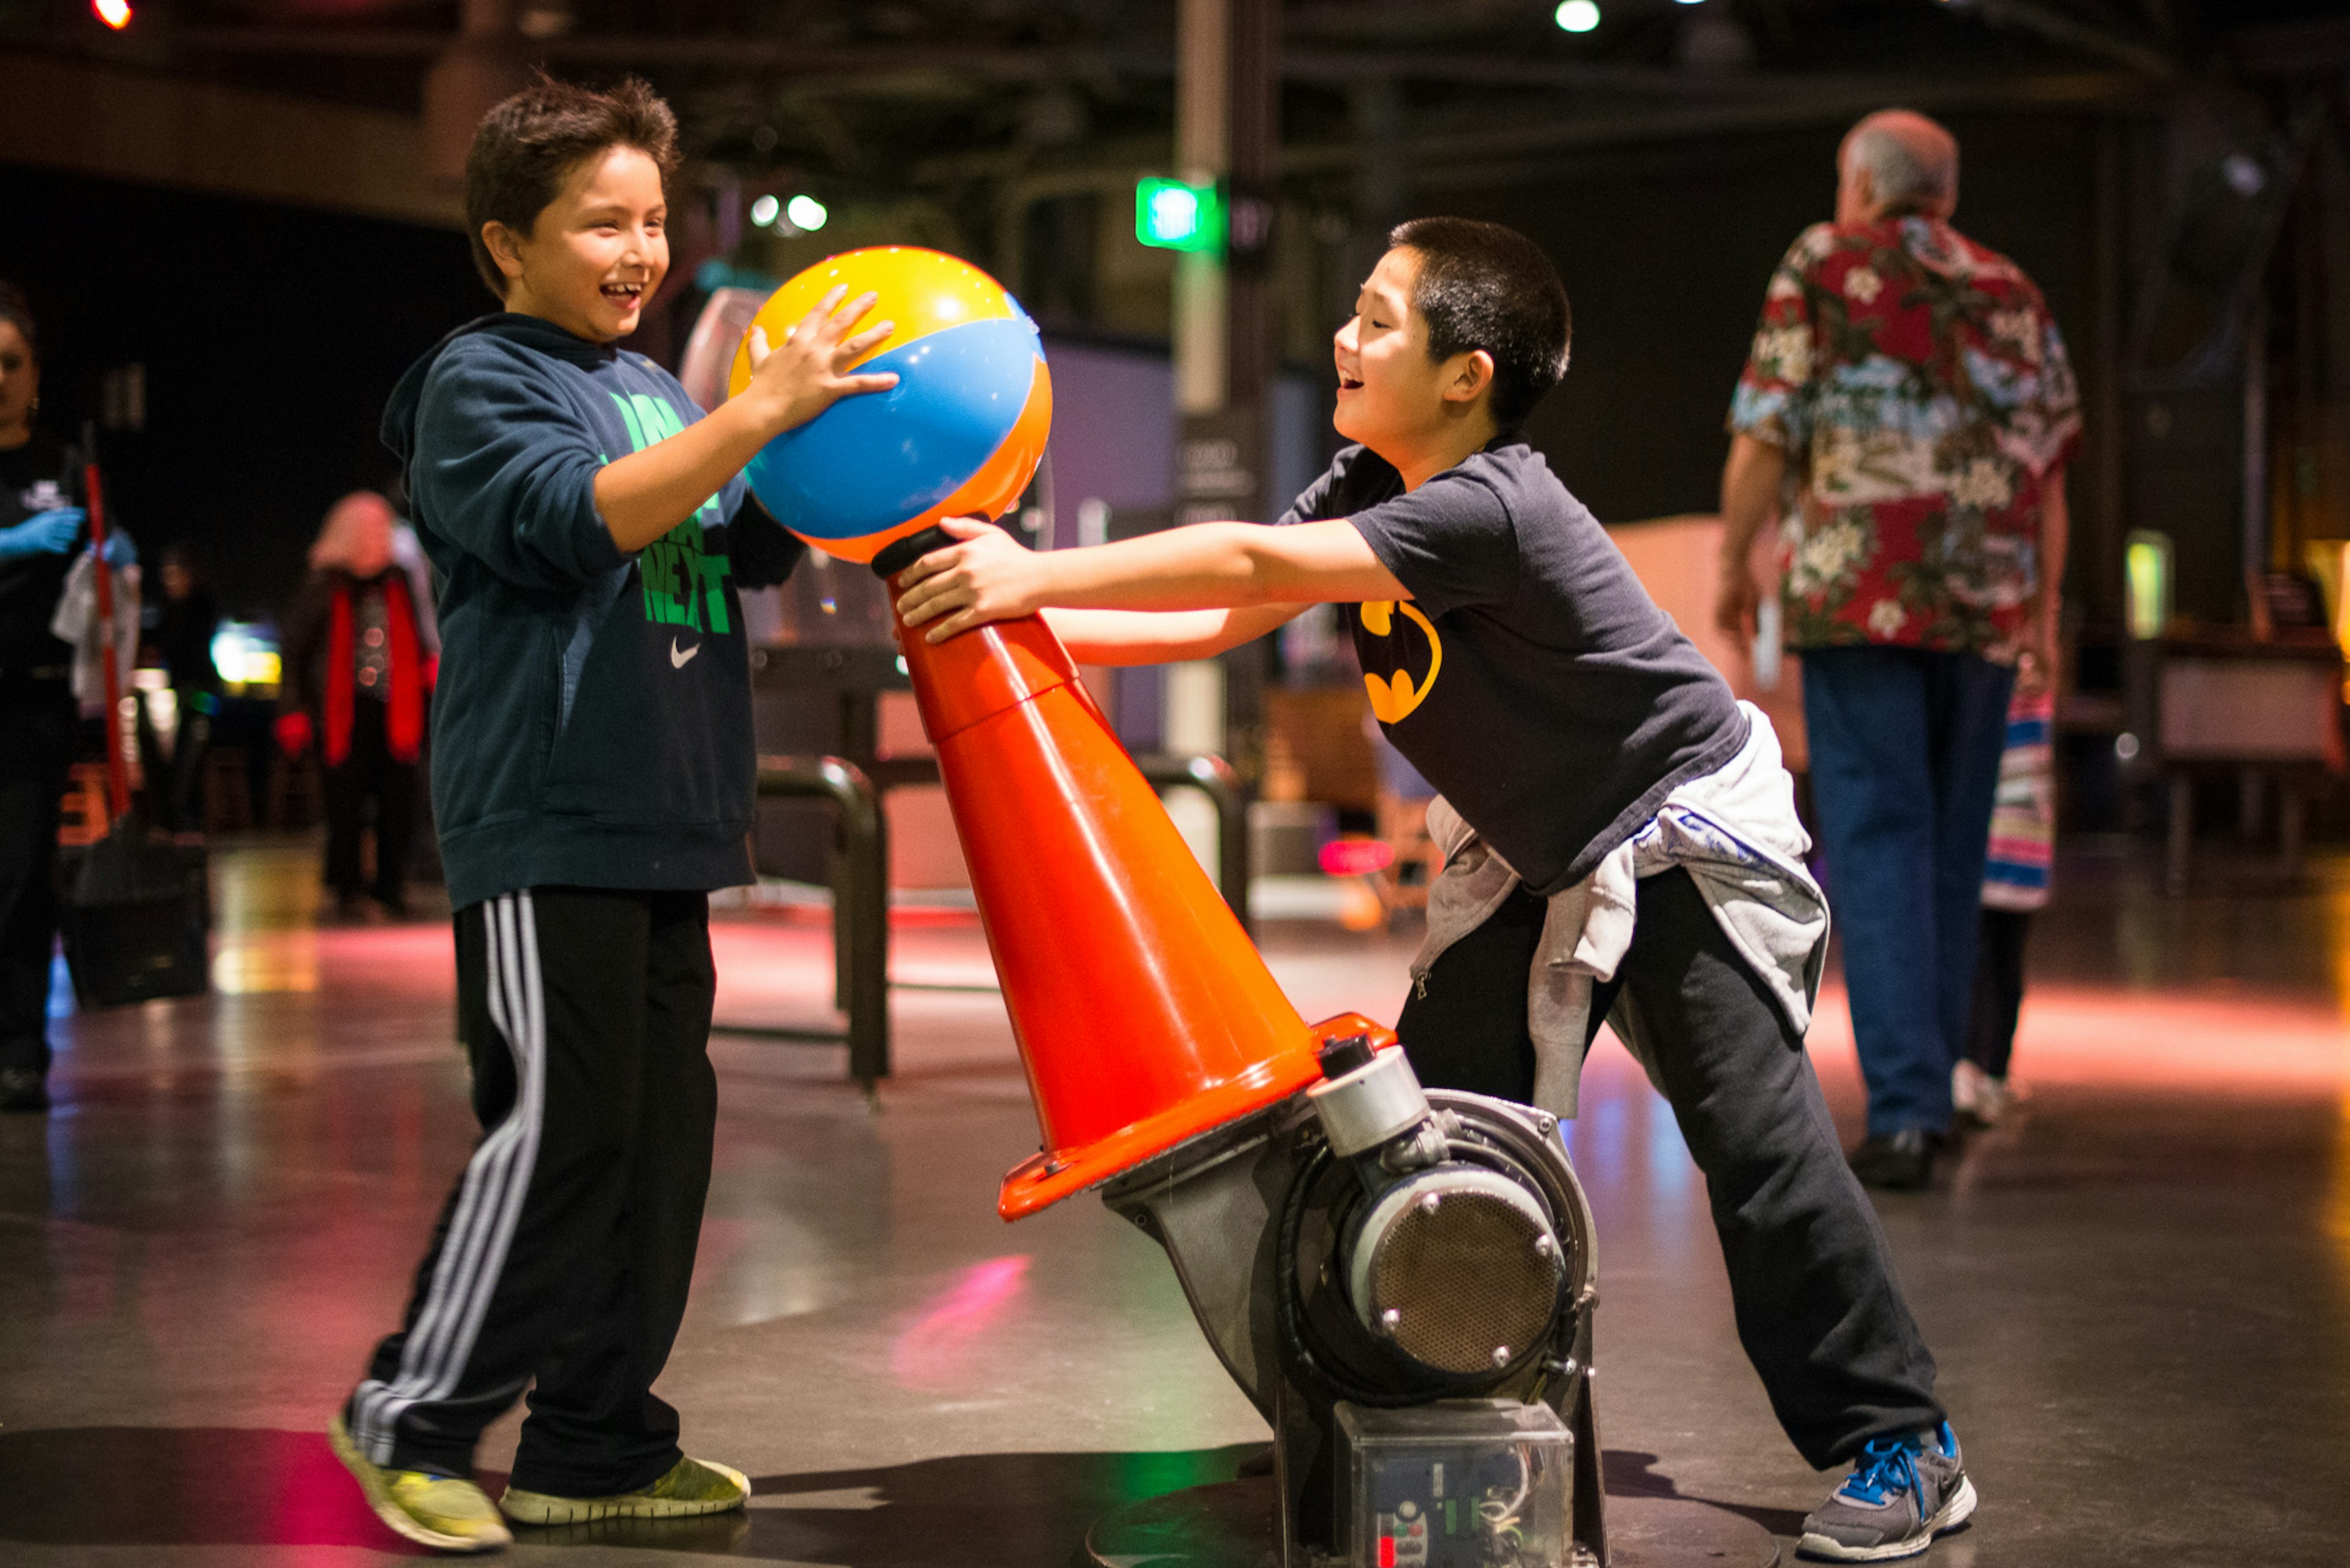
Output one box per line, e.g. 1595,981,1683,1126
1276,68,2149,176
1966,0,2179,80
2228,17,2350,79
160,26,2128,100
0,48,460,226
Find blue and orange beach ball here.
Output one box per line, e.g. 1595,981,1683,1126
728,247,1052,565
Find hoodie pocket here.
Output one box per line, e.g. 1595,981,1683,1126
539,572,749,824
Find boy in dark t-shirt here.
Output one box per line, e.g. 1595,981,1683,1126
1278,439,1747,895
895,218,1974,1564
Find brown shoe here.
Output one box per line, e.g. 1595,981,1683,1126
1847,1129,1944,1191
0,1068,49,1113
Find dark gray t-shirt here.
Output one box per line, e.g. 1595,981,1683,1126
1281,441,1747,896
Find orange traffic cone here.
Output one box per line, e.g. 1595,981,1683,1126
895,607,1349,1220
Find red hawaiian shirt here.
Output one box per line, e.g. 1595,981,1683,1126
1729,217,2081,660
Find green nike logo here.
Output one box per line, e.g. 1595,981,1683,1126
611,392,732,633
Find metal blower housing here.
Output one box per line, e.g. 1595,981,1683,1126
1304,1039,1567,1381
1346,1165,1562,1377
1282,1043,1578,1408
1103,1030,1607,1563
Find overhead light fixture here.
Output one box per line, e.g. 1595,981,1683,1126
92,0,132,27
1554,1,1600,34
517,2,573,39
785,195,829,232
748,193,781,228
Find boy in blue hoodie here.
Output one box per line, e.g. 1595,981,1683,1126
328,77,897,1553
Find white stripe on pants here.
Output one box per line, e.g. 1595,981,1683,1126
352,890,546,1464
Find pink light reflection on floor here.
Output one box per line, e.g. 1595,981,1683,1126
709,913,1002,1026
888,1254,1031,1389
1797,979,2350,1093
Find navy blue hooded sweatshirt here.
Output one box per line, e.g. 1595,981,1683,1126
383,313,803,910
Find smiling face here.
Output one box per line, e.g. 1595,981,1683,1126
1332,248,1425,454
1332,247,1495,470
0,319,38,448
485,144,669,343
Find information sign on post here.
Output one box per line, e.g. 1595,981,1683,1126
1136,177,1225,253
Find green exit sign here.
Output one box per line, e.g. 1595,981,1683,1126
1136,177,1223,252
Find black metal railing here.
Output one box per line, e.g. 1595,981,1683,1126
714,757,890,1088
1135,752,1250,934
715,750,1248,1089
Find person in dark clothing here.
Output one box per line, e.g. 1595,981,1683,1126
278,491,430,920
1956,686,2055,1127
0,283,92,1113
327,77,894,1553
143,543,223,832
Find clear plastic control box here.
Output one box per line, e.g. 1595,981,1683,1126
1334,1400,1572,1568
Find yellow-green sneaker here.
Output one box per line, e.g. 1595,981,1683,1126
500,1455,751,1526
327,1413,512,1554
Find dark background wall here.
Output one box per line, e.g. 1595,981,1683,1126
2,112,2107,622
1452,113,2101,530
0,166,484,619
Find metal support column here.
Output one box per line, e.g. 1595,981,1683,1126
720,756,890,1088
1137,751,1254,935
865,750,1253,935
1169,0,1281,824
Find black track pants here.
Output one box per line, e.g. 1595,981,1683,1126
0,682,72,1077
323,698,417,908
1964,906,2031,1080
1398,866,1944,1468
348,886,718,1495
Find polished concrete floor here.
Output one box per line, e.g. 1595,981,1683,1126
1,835,2344,1566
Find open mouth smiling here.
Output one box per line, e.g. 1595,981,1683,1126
600,281,646,307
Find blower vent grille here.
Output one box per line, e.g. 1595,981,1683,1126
1361,1181,1561,1377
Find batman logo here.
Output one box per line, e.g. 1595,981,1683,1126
1357,600,1442,725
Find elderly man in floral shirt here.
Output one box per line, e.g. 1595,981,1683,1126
1717,108,2081,1190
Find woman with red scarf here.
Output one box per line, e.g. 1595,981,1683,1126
279,491,430,920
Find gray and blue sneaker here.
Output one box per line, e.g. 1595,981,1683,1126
1797,1422,1976,1561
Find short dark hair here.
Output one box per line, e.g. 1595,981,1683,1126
160,542,207,583
464,74,679,297
0,280,39,360
1386,217,1570,428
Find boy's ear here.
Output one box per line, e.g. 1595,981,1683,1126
481,221,528,289
1441,348,1497,408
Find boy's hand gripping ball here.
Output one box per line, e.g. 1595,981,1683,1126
728,247,1052,566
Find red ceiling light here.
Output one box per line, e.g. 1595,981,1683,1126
93,0,133,28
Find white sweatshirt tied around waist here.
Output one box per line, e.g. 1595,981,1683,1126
1411,703,1829,1119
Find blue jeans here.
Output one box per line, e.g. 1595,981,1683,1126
1802,646,2015,1137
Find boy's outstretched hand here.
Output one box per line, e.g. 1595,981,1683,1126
893,517,1047,642
737,286,900,436
598,288,903,554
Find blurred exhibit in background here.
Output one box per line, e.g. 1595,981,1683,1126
7,0,2350,899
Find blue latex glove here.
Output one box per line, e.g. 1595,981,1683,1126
100,529,136,569
0,507,84,561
